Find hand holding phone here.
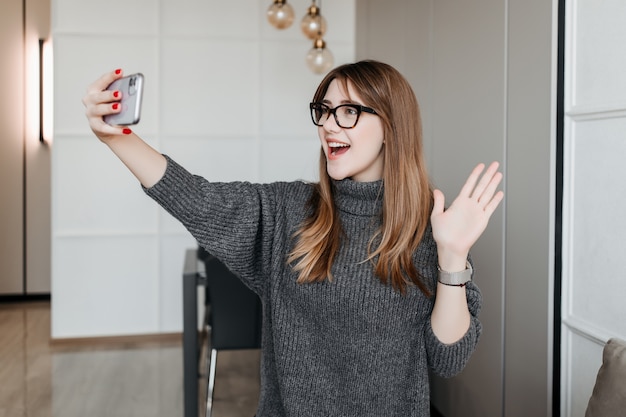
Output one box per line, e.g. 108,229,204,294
104,73,144,126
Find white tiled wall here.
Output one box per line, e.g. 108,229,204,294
51,0,355,338
561,0,626,415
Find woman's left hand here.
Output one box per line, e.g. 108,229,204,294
430,162,504,268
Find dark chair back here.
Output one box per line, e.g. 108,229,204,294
198,247,262,350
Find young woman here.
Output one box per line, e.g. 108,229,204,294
83,60,503,416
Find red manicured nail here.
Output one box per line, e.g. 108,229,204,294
113,91,120,98
122,128,132,135
112,103,119,110
115,69,122,75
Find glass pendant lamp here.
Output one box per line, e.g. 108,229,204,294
301,2,327,39
306,37,333,74
267,0,295,30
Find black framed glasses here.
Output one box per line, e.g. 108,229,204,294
309,102,378,129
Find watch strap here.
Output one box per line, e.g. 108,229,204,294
437,261,473,287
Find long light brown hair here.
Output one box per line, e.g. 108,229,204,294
287,60,434,296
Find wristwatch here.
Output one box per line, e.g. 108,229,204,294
437,261,473,287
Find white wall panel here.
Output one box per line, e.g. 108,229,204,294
52,0,158,35
318,0,356,44
160,39,260,136
53,136,158,235
52,236,159,338
161,0,260,38
159,234,198,332
259,138,320,183
570,0,626,109
568,117,626,335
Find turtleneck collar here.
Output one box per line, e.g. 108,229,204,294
332,178,384,217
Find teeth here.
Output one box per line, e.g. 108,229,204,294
328,142,349,148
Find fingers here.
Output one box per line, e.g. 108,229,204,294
84,89,121,110
86,68,123,96
82,69,133,139
82,68,124,109
459,163,486,198
470,161,499,199
478,169,503,204
476,163,503,209
86,100,121,120
484,190,504,215
91,117,132,136
460,161,500,195
457,161,504,210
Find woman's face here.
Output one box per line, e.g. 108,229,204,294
317,79,385,182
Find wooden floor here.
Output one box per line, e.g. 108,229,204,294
0,301,260,417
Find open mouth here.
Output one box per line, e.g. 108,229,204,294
328,142,350,156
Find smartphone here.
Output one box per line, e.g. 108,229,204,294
104,73,144,126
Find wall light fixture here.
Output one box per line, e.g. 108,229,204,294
38,38,53,143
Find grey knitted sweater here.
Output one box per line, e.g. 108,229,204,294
145,156,482,417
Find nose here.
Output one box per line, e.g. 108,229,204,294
322,111,341,132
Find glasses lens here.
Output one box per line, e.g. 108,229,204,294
335,105,359,128
311,103,328,125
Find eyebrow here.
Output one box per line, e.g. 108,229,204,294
320,99,361,106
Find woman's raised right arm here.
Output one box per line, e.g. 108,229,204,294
82,69,166,188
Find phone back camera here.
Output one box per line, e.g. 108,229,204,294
128,76,137,95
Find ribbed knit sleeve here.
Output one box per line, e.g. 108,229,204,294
425,280,483,378
143,155,307,294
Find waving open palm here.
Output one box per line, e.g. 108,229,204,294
431,162,504,263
